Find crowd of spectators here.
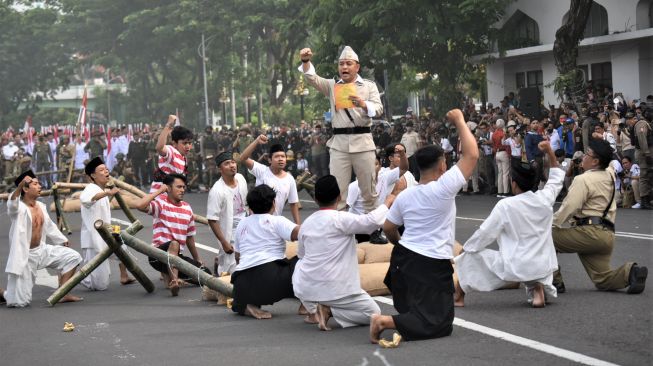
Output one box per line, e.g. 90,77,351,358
2,87,651,209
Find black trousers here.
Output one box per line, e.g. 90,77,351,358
384,244,454,341
231,257,298,315
148,241,211,284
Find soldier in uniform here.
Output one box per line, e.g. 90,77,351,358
200,126,218,187
552,138,647,294
56,135,75,176
127,131,148,188
299,46,383,212
233,127,254,184
34,135,53,188
627,112,652,209
85,130,107,160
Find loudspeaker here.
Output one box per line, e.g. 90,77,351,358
519,87,541,120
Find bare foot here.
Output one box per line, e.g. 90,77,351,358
454,284,465,307
169,280,180,297
370,314,383,344
59,294,84,303
304,313,319,324
297,303,309,315
317,304,332,331
532,283,545,308
120,277,136,285
244,304,272,319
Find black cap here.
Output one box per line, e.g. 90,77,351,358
14,169,36,187
215,151,234,167
315,175,340,204
85,156,105,176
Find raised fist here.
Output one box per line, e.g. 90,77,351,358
300,48,313,62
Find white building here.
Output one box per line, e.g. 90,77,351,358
485,0,653,107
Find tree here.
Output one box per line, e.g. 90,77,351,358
0,3,75,127
552,0,593,105
308,0,510,117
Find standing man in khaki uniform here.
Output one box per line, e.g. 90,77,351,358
298,46,383,212
552,138,647,294
628,112,652,209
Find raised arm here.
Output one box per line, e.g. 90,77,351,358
238,134,268,170
395,145,409,176
156,115,177,156
447,109,479,179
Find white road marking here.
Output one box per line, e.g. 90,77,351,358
456,216,653,241
195,242,221,255
372,296,620,366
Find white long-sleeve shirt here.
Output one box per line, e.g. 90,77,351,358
293,205,388,301
458,167,565,281
80,183,111,251
6,195,68,275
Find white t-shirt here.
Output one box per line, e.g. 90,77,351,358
233,214,296,271
249,161,298,216
386,165,466,259
229,185,247,233
347,167,400,214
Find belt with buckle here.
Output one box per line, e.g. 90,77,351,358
573,216,615,232
332,127,371,135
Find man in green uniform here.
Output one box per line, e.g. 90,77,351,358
552,138,647,294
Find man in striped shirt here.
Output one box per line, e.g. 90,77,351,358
137,173,205,296
150,115,194,193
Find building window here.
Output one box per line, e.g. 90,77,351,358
584,2,609,37
498,10,540,50
590,62,612,88
516,73,526,89
527,70,543,93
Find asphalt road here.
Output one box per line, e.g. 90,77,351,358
0,191,650,366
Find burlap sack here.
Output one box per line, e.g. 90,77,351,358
359,262,390,296
357,243,393,264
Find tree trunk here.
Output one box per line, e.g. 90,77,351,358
552,0,593,102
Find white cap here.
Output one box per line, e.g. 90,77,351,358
339,46,359,62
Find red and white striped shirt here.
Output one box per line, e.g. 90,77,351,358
150,145,186,193
148,195,196,249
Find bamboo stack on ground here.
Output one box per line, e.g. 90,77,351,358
118,229,233,297
46,220,151,306
94,221,155,293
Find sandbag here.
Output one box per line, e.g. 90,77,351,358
359,262,390,296
357,243,393,264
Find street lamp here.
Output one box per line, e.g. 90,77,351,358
293,74,310,121
219,87,231,126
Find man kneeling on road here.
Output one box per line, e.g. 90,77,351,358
1,170,83,307
136,173,210,296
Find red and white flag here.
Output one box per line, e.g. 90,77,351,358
23,115,34,146
77,87,88,137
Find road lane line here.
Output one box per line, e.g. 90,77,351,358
373,296,620,366
456,216,653,241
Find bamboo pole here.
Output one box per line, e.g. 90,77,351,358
0,189,54,201
112,191,138,223
94,221,154,293
52,182,88,190
46,221,149,306
111,178,210,225
52,188,71,235
118,230,233,297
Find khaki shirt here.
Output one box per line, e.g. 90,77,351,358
300,63,382,153
634,119,650,154
553,168,616,226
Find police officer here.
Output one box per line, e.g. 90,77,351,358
298,46,383,212
552,138,647,294
628,112,652,209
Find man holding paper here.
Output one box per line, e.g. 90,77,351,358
298,46,383,212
